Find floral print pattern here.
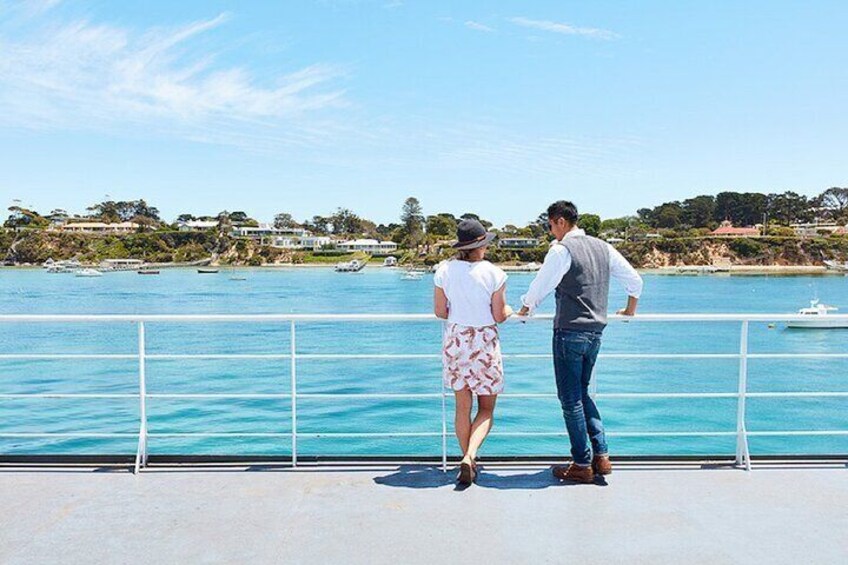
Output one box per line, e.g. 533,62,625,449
442,323,504,395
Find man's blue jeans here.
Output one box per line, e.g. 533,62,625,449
552,329,608,466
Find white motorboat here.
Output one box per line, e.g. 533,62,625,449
335,259,366,272
75,268,103,278
382,256,398,267
786,300,848,329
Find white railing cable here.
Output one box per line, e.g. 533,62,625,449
1,313,847,474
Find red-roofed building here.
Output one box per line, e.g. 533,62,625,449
711,221,760,237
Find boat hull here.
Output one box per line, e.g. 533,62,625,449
786,320,848,329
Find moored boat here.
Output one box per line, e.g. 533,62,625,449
74,268,103,278
198,268,220,274
786,300,848,329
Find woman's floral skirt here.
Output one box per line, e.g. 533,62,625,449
442,323,504,395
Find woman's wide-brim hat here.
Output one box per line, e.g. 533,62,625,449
452,218,497,250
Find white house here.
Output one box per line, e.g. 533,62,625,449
499,237,540,249
790,222,842,237
270,235,332,250
59,222,139,233
337,239,398,254
234,224,310,240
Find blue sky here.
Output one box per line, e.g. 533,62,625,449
1,0,846,226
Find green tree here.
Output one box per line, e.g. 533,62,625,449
329,208,364,235
460,212,493,229
578,213,601,236
681,195,716,227
401,197,424,247
817,187,848,221
767,191,812,225
425,213,457,238
273,213,299,230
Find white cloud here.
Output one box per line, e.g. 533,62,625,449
509,17,619,40
464,21,495,33
0,10,347,149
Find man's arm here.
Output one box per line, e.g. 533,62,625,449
517,245,570,315
608,245,643,316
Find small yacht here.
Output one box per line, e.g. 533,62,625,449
75,268,103,278
786,300,848,329
382,256,398,267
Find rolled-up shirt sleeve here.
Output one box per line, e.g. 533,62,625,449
520,245,570,312
608,244,643,298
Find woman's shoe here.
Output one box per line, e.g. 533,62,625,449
458,461,475,485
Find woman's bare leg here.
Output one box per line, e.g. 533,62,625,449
462,394,497,463
454,390,473,455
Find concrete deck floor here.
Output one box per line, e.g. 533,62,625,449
1,461,847,564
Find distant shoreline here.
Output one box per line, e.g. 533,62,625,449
4,263,845,276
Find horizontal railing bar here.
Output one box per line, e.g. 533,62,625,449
0,433,138,437
747,431,848,436
146,394,292,399
146,354,293,360
748,354,848,359
4,313,848,323
0,394,136,399
0,354,137,360
2,352,842,362
6,430,845,439
297,354,439,360
746,392,848,398
148,433,291,437
3,392,843,401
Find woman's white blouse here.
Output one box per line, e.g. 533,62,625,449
434,259,508,327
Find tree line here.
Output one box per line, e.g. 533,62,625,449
6,187,848,244
637,188,848,230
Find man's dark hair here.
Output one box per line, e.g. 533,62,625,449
547,201,579,224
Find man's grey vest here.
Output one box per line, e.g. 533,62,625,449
554,235,611,332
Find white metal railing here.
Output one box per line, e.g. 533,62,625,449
1,313,847,474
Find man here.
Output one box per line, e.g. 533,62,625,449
517,201,643,484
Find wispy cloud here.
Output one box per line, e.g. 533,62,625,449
464,20,495,33
509,16,619,40
0,8,348,150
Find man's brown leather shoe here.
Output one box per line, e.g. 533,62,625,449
592,454,612,475
552,463,594,484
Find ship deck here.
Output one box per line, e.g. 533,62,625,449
2,460,846,564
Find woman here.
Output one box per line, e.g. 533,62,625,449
433,218,512,485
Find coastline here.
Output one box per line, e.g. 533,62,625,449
4,263,845,276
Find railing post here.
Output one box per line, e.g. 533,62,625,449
441,384,448,473
736,321,752,471
133,321,148,474
291,320,297,468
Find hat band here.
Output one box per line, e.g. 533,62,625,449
457,233,488,246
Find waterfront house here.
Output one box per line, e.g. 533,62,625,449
711,221,761,237
233,224,310,241
59,221,139,233
337,239,398,254
790,222,841,237
270,235,333,250
499,237,540,249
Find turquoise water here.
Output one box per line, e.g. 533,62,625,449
1,267,847,457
